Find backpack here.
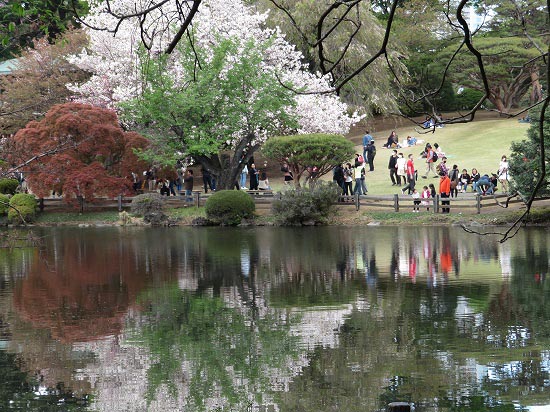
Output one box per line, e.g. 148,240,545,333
432,151,438,162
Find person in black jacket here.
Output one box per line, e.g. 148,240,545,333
388,149,399,185
366,140,376,171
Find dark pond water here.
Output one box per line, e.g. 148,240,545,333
0,226,549,412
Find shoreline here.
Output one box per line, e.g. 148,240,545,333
13,206,550,228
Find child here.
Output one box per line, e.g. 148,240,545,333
429,183,436,198
412,188,421,212
421,185,431,211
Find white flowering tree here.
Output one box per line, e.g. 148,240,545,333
69,0,363,188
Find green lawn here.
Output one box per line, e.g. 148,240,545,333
267,117,529,196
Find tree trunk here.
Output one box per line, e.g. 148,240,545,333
530,70,543,104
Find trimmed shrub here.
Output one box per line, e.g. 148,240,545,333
272,181,340,225
0,194,9,215
205,190,255,225
8,193,37,224
130,193,167,225
131,193,164,216
0,178,19,195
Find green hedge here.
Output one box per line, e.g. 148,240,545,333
0,178,19,195
205,190,255,225
8,193,37,224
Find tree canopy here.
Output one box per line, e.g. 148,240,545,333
262,133,355,188
123,37,298,189
0,30,89,136
9,103,149,204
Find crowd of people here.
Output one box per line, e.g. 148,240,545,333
329,129,511,213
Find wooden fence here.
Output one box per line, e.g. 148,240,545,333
38,191,528,215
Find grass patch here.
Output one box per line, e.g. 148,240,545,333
166,206,205,219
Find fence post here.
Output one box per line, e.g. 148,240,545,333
355,193,360,211
118,195,123,212
393,194,399,212
39,198,45,212
476,193,481,214
435,194,440,213
195,191,200,208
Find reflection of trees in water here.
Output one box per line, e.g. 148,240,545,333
1,226,549,411
129,284,302,411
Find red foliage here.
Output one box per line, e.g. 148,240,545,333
10,103,149,205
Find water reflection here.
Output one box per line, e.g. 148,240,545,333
0,226,548,411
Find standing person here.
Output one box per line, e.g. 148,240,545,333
201,166,213,193
353,161,365,195
184,169,194,205
388,149,399,185
439,171,451,213
498,155,509,193
422,144,436,178
429,183,437,198
281,162,293,185
343,163,353,195
176,166,184,193
362,130,373,162
421,185,431,211
438,157,449,177
449,165,460,198
411,188,421,212
240,163,248,190
396,152,406,186
333,163,345,191
249,163,259,190
366,140,376,172
401,154,416,194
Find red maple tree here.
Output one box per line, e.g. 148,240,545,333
10,103,149,204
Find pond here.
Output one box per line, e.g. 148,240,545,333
0,226,549,412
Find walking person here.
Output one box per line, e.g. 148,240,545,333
401,154,416,195
396,152,406,186
388,149,399,185
422,144,436,178
439,170,451,213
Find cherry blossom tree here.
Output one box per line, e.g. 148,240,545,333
67,0,363,188
9,103,149,206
